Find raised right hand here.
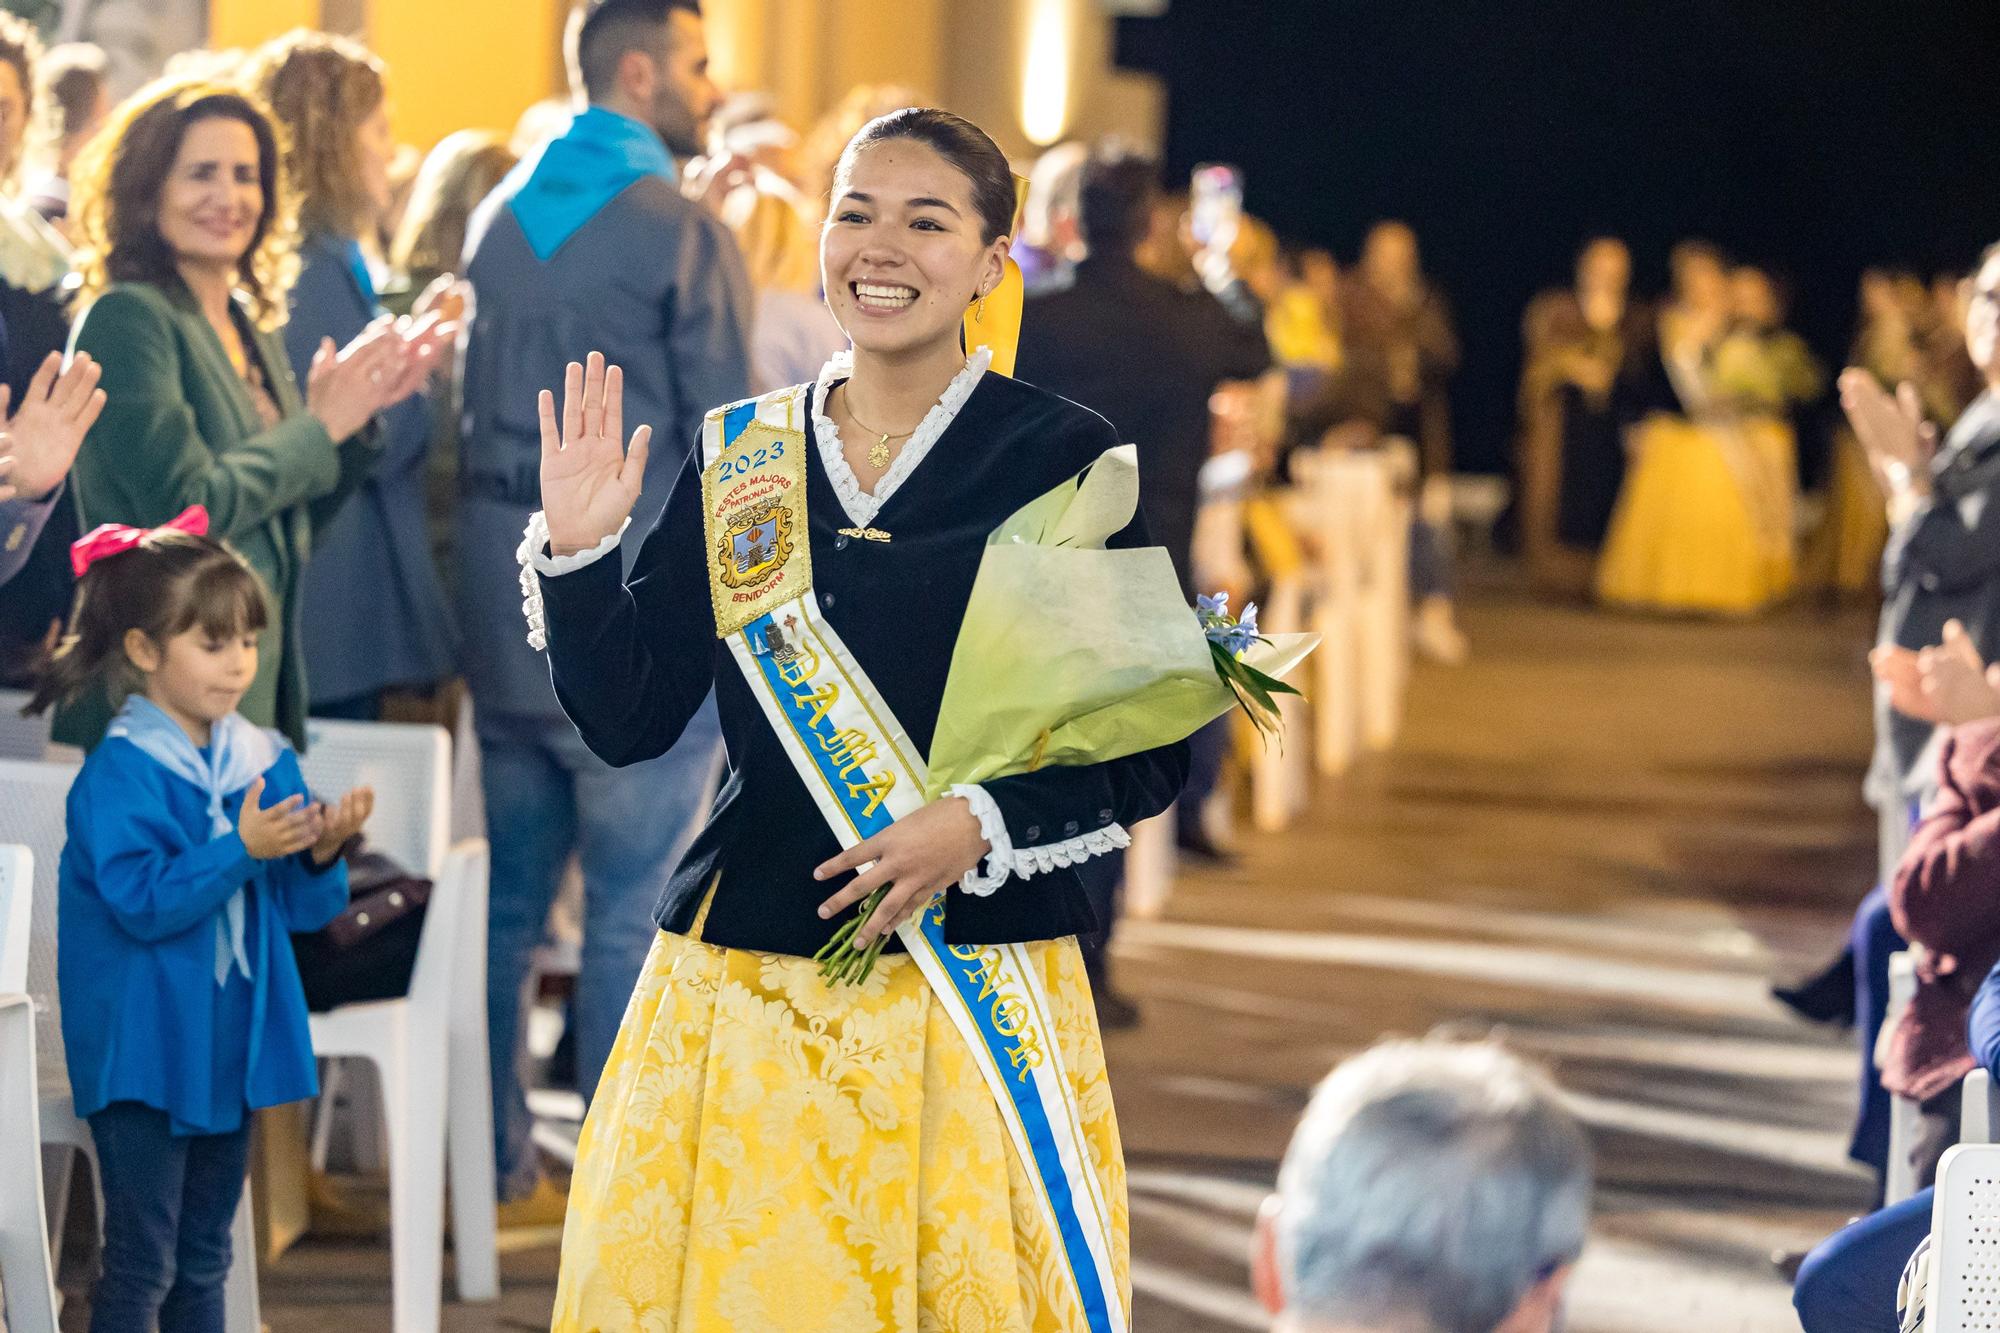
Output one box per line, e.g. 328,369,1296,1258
237,776,322,860
539,350,651,555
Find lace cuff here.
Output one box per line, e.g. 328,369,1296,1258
515,512,627,651
1013,824,1131,878
950,784,1013,896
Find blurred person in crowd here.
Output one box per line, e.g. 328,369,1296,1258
250,31,459,724
1016,139,1086,293
1808,241,2000,1198
389,127,518,595
688,90,845,391
1716,264,1823,430
24,42,111,231
1014,140,1271,1021
0,16,80,396
0,351,106,587
459,0,746,1224
1340,220,1459,478
1515,237,1654,595
509,95,573,160
1813,269,1930,597
1596,240,1799,614
1924,270,1985,423
58,77,443,751
57,0,204,97
1265,245,1342,410
1252,1039,1592,1333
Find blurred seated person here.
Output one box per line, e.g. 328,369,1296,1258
1516,237,1654,595
251,29,460,723
1715,265,1823,430
1253,1038,1592,1333
1797,945,2000,1331
22,42,109,233
1596,241,1798,614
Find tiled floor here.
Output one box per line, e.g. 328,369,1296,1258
61,579,1877,1331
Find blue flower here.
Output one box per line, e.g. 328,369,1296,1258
1196,591,1230,619
1239,601,1260,637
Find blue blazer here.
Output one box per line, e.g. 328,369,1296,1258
58,739,348,1134
283,232,457,705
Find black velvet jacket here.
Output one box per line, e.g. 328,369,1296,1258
537,369,1192,957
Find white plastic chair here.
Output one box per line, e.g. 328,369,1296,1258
299,720,498,1332
0,760,261,1332
1926,1143,2000,1330
1249,573,1312,833
1966,1069,1997,1146
1887,950,1922,1206
0,844,58,1333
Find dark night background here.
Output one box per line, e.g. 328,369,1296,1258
1117,0,2000,476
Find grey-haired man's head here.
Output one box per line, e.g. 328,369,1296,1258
1254,1039,1593,1333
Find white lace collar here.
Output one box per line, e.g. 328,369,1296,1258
811,345,991,528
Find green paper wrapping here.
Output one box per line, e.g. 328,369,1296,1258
923,445,1319,797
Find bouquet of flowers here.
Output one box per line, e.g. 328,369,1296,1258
818,445,1317,983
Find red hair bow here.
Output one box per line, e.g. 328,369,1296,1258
69,505,211,577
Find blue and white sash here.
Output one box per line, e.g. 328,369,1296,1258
701,388,1128,1333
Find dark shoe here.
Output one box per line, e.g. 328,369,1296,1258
1094,986,1142,1031
1773,949,1857,1028
1175,828,1238,865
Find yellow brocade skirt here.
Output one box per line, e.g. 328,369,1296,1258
551,926,1130,1332
1596,414,1798,615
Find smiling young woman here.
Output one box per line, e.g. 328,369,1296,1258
527,108,1187,1330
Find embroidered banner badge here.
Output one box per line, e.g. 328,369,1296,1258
702,419,811,637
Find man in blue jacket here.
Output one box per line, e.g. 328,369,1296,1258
458,0,749,1220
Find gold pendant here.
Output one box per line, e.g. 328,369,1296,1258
837,525,892,544
867,434,892,469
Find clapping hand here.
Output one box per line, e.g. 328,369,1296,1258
539,351,650,556
304,312,459,443
1840,369,1937,492
0,351,105,502
1919,620,2000,726
237,777,321,860
310,786,374,867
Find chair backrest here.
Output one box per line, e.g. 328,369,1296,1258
0,686,51,761
407,838,488,1025
0,842,31,993
0,758,83,1098
1929,1143,2000,1331
298,720,451,880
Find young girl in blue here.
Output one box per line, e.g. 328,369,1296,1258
26,505,372,1333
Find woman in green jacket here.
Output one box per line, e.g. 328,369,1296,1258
59,77,445,748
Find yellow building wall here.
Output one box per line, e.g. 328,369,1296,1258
209,0,570,149
207,0,1156,160
370,0,570,147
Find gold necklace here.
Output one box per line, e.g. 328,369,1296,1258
840,390,918,469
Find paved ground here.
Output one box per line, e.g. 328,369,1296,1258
61,579,1880,1330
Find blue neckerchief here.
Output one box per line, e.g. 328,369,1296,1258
340,237,380,311
107,694,281,985
505,106,677,261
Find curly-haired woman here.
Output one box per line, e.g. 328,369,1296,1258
58,77,448,750
247,30,458,721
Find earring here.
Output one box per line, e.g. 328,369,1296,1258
976,291,988,321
